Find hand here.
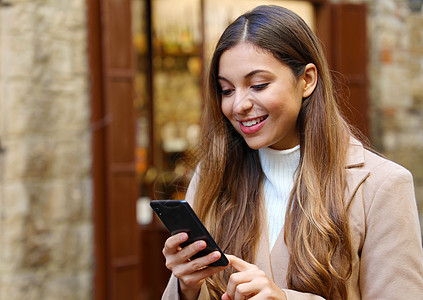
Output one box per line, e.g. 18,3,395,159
162,232,228,300
222,255,287,300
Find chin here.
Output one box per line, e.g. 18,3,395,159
244,140,268,150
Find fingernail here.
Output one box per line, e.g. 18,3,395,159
180,233,188,241
197,241,206,249
212,252,220,259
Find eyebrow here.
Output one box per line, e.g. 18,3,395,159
218,69,271,82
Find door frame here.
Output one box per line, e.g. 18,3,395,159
87,0,140,299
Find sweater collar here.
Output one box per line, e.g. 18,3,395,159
258,137,365,169
258,145,300,176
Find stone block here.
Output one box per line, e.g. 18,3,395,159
50,132,91,178
43,272,92,300
3,81,32,136
379,65,413,108
0,273,43,300
48,178,92,222
2,78,89,137
0,79,3,129
408,15,423,49
2,139,27,180
49,223,93,271
3,81,89,137
2,2,37,36
415,185,423,206
2,181,29,217
1,211,26,271
415,184,423,234
20,138,56,180
1,35,34,80
382,130,398,152
385,148,423,185
1,133,91,180
48,41,75,79
70,40,89,76
48,93,90,133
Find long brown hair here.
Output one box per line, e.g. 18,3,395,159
193,5,353,299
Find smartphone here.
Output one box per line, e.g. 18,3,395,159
150,200,229,267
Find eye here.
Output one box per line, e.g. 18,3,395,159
220,88,235,97
251,83,269,91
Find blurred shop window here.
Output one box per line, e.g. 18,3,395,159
134,0,203,214
133,0,150,182
204,1,315,61
151,0,202,201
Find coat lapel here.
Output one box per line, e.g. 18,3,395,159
344,138,370,208
254,219,274,280
270,230,290,288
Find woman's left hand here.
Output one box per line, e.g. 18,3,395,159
222,255,287,300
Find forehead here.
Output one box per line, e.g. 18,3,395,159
218,43,288,78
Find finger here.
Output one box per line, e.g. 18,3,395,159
165,240,207,272
233,282,257,300
225,263,262,300
226,271,253,300
183,263,227,284
187,251,223,272
226,254,257,272
173,250,225,279
221,292,231,300
177,240,208,263
163,232,188,255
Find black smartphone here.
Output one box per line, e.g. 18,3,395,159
150,200,229,267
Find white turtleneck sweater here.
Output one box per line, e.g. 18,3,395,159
258,145,300,250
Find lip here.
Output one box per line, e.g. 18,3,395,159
238,115,268,134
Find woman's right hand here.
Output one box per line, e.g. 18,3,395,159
162,232,228,300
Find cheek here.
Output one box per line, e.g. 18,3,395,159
221,100,232,119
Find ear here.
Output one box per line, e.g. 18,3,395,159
302,63,318,98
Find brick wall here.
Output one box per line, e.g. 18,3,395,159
0,1,93,299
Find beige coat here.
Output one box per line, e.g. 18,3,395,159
162,139,423,299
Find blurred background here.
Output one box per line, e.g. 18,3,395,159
0,0,422,299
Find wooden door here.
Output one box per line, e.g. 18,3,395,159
332,3,369,137
88,0,140,299
316,2,369,137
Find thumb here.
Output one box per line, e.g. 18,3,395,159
226,254,257,272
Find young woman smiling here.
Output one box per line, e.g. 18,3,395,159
160,5,423,300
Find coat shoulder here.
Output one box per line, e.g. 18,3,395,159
361,148,413,184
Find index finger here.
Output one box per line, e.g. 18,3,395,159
226,254,257,272
163,232,188,254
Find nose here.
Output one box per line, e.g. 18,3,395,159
233,90,253,115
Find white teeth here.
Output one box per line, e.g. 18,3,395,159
242,117,265,127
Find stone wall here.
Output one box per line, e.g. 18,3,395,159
333,0,423,231
0,1,93,299
368,0,423,231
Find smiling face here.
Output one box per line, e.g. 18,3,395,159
218,42,312,150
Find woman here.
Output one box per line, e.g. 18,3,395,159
161,5,423,299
